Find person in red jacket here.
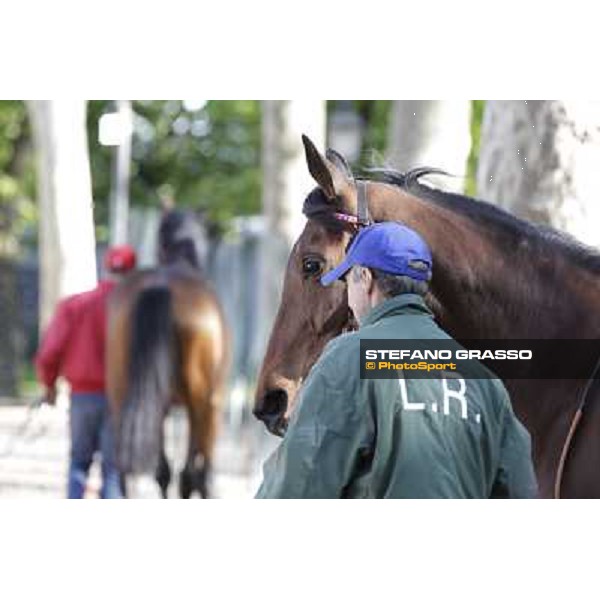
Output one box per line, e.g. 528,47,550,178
35,245,137,499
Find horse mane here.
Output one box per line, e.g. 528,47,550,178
302,168,600,275
370,168,600,275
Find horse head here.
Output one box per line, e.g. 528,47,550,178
253,135,484,436
254,136,387,435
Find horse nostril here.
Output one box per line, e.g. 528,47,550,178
255,389,288,421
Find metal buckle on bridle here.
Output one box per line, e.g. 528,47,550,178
332,180,372,249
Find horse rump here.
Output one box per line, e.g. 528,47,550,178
118,285,176,475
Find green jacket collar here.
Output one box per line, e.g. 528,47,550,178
360,294,433,328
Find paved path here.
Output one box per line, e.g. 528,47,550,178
0,400,278,499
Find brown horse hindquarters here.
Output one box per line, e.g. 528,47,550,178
107,270,229,497
172,280,229,469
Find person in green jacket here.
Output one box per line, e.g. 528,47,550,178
256,221,538,499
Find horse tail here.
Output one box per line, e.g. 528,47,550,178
118,286,176,475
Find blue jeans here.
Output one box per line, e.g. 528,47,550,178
68,392,123,499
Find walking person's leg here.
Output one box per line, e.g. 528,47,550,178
99,395,123,499
68,394,101,498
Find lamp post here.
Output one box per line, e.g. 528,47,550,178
99,100,133,245
327,101,364,163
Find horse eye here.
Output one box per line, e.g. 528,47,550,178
302,258,322,277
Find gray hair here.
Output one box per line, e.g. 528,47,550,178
351,266,429,297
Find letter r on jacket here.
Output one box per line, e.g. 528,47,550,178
442,377,468,419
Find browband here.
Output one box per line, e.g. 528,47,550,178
332,180,371,228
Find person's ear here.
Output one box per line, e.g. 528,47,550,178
361,267,374,292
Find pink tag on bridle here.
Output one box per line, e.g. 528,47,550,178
332,212,360,225
331,181,370,227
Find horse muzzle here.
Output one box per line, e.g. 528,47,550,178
253,388,289,437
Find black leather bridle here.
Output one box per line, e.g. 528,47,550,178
305,180,371,338
331,180,372,228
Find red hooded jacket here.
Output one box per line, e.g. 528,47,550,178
35,280,116,394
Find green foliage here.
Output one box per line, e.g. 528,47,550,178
355,100,391,166
0,100,264,252
88,100,262,238
466,100,485,197
0,101,36,255
327,100,392,170
19,362,40,397
1,100,484,252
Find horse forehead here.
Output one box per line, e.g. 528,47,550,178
297,221,337,251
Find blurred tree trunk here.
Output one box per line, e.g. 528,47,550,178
28,101,97,333
387,101,472,192
109,99,132,245
477,101,600,248
262,101,326,245
253,101,326,370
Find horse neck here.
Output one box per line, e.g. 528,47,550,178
371,188,600,340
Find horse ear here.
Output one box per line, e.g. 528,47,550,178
302,134,352,201
325,148,353,180
302,134,335,198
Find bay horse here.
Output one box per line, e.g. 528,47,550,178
254,135,600,499
107,208,229,498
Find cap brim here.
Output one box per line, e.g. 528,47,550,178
320,259,353,286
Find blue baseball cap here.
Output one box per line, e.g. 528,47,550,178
320,222,432,286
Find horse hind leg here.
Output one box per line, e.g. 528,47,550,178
179,467,193,499
179,409,214,499
180,383,222,499
180,451,209,499
179,438,196,499
178,304,227,499
156,450,171,499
